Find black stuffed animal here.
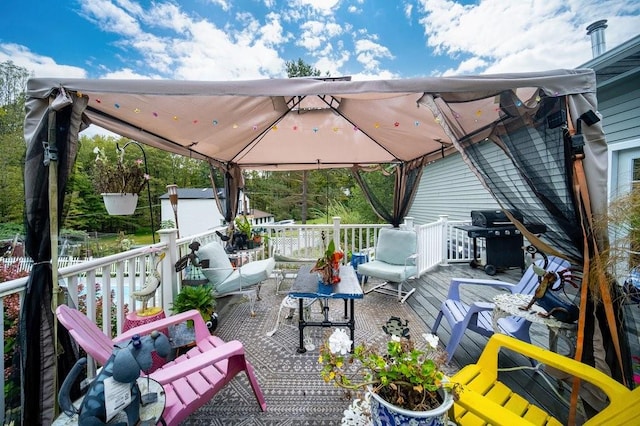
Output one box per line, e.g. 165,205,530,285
59,330,171,426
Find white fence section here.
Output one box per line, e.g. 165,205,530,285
445,218,480,264
416,216,447,274
1,255,161,275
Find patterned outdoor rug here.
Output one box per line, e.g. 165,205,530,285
183,277,448,425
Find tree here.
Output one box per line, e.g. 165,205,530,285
284,58,323,78
0,61,30,224
284,58,326,223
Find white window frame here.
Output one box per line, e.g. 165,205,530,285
608,138,640,201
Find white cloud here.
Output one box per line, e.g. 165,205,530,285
114,0,145,15
100,68,156,79
6,0,638,84
281,7,303,23
80,124,121,139
77,0,291,80
404,3,413,20
146,2,192,33
166,16,287,80
78,0,179,75
0,44,87,78
315,48,350,75
207,0,231,12
79,0,142,37
441,57,487,77
261,13,291,46
602,14,640,48
354,39,393,72
348,69,398,80
293,0,340,14
416,0,640,74
296,20,343,52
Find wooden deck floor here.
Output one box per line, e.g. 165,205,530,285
212,261,587,423
406,262,582,424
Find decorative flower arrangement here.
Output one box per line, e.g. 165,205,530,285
92,146,149,194
319,321,455,414
311,231,344,284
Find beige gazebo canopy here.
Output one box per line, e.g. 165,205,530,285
24,70,602,173
21,68,627,425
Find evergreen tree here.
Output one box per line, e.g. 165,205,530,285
0,61,30,224
283,58,325,223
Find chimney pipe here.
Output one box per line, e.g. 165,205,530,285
586,20,607,58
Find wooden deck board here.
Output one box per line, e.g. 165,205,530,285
407,262,580,423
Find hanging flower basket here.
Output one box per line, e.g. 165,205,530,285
102,193,139,215
92,146,150,215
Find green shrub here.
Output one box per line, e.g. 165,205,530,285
171,285,216,327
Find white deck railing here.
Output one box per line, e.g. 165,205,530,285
0,215,480,421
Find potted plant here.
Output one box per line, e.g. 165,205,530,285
319,321,457,424
234,215,253,248
311,231,344,287
170,285,218,348
92,146,150,215
252,227,263,246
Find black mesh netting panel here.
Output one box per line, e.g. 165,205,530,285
455,93,583,262
352,162,424,228
450,90,638,390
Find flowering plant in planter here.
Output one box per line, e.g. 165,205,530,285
92,146,149,194
311,231,344,284
319,323,455,413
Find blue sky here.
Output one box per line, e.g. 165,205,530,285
1,0,639,81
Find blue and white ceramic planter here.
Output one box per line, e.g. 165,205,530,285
369,389,453,426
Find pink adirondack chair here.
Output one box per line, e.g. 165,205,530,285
56,304,267,425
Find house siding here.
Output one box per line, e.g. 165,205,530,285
599,82,640,145
599,72,640,198
408,142,499,225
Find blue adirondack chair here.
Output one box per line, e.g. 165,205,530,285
432,255,571,362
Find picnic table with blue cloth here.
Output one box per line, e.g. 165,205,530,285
289,264,363,353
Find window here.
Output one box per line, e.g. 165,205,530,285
633,158,640,191
630,158,640,267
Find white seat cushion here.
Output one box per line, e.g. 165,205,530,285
215,257,275,295
357,260,417,283
200,242,234,285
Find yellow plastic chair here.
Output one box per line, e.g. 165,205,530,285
450,333,640,425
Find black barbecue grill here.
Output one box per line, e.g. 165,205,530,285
456,210,546,275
